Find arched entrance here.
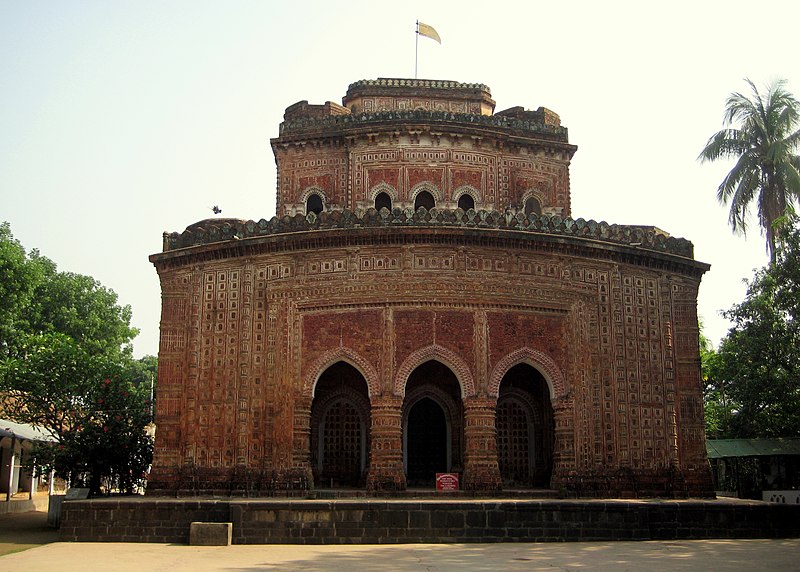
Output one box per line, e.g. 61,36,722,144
311,361,370,488
406,398,447,484
496,363,554,487
403,360,463,486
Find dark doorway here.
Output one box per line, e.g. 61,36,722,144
406,397,448,486
496,363,554,487
496,397,532,484
403,360,463,487
320,399,362,485
311,361,370,488
414,190,435,211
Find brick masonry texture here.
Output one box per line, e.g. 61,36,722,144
60,499,800,544
148,78,714,497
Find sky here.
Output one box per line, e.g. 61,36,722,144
1,0,798,358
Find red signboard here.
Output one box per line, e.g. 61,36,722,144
436,472,459,491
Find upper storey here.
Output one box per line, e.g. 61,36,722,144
342,78,496,116
271,78,577,219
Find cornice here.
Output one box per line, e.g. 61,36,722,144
151,208,709,277
273,110,572,151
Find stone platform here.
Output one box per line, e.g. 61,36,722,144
60,495,800,544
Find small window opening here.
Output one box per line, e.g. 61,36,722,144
524,197,542,217
306,194,324,215
375,192,392,211
457,194,475,211
414,190,435,211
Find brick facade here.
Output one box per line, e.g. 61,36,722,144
149,79,713,497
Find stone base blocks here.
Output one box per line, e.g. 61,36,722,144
60,498,800,544
189,522,232,546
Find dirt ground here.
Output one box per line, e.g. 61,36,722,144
0,510,58,556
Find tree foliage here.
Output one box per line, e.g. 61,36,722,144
0,222,154,494
0,222,45,353
2,333,154,493
0,222,138,358
704,223,800,438
699,78,800,263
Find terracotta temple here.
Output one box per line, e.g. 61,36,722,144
148,78,714,497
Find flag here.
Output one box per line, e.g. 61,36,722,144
417,22,441,44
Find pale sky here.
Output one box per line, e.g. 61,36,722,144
1,0,798,357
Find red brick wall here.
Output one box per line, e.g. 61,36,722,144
149,231,711,496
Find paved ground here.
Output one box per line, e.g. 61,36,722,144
1,511,800,571
0,510,58,557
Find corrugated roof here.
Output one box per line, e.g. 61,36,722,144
0,419,57,442
706,438,800,458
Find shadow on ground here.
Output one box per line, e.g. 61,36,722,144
216,539,800,572
0,511,58,557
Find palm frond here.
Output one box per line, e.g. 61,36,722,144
726,159,762,234
699,129,748,162
701,78,800,260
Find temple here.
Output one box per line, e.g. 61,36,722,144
149,78,713,496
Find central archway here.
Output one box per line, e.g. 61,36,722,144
402,360,463,487
406,398,447,484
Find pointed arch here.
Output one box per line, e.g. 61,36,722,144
488,347,566,399
520,191,544,217
453,185,481,204
304,347,381,399
369,182,398,202
394,344,475,398
300,186,328,204
410,182,443,204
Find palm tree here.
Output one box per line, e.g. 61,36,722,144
699,78,800,263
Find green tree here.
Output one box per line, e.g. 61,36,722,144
700,327,732,438
0,223,152,494
708,224,800,438
0,222,45,354
0,222,138,357
699,78,800,263
0,333,154,494
27,269,138,358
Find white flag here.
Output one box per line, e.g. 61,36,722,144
417,22,441,44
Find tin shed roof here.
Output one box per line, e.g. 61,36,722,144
706,438,800,459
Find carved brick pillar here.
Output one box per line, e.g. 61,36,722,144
366,396,406,491
291,396,313,488
462,396,502,491
550,398,575,490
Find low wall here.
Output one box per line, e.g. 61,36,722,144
0,493,50,516
60,498,800,544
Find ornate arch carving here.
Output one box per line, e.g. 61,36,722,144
300,186,328,204
304,347,381,399
487,347,566,399
394,344,476,398
520,189,545,209
410,182,443,204
369,182,398,201
452,184,482,203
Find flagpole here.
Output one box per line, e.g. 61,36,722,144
415,20,419,79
